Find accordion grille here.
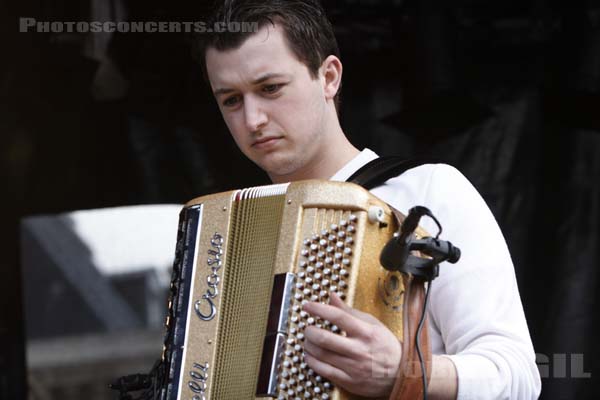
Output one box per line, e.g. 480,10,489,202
211,192,286,398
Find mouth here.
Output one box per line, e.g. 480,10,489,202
252,136,281,148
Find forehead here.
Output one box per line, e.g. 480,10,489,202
205,24,306,89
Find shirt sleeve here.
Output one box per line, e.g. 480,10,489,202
375,164,541,400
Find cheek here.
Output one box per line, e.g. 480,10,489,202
221,115,247,150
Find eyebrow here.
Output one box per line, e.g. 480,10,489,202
213,73,288,96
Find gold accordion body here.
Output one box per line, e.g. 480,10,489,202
160,180,430,400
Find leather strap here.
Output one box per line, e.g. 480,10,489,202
388,208,432,400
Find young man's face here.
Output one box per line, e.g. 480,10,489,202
205,23,334,182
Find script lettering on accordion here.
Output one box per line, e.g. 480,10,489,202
194,233,224,321
187,361,209,400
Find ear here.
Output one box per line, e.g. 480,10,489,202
320,55,343,102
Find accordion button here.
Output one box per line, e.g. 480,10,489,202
339,219,348,227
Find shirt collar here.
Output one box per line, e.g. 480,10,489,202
329,148,380,182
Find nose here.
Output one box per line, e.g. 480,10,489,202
243,95,268,133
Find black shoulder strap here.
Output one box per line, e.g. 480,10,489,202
347,156,438,190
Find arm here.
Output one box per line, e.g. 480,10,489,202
373,164,541,399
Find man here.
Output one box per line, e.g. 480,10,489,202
198,1,541,398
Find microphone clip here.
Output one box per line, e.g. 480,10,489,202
380,206,461,281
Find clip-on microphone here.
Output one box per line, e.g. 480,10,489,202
380,206,461,279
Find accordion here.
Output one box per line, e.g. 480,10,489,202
127,180,432,400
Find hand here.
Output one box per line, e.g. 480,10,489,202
302,293,402,397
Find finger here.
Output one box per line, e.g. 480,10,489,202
303,351,354,388
303,333,355,367
329,292,380,325
302,301,367,337
304,325,363,359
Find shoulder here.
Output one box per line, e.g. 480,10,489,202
370,163,475,212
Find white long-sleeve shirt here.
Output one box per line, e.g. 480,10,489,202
330,149,541,400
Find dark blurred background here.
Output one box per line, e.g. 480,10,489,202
1,0,599,399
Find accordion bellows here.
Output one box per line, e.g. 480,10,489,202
161,180,427,400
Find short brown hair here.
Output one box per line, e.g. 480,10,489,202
195,0,342,108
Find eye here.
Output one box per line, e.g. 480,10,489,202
222,95,241,107
262,84,283,94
